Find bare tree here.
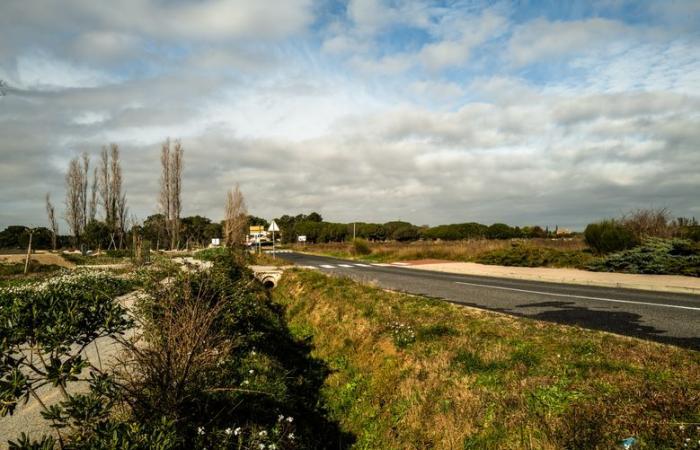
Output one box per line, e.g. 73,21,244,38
159,138,183,250
80,153,89,233
224,183,248,247
65,157,86,244
98,143,127,248
622,207,672,240
89,167,98,223
170,140,183,249
45,193,59,251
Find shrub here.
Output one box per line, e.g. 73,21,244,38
584,220,638,254
105,249,131,258
475,243,594,268
587,238,700,276
352,238,371,256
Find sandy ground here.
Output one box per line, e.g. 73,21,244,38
400,261,700,295
0,251,74,268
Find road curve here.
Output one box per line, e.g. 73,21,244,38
278,252,700,350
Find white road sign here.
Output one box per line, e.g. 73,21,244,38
268,220,279,232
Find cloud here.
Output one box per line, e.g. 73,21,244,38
508,17,638,66
1,0,699,231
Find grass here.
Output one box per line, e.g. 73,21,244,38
274,269,700,449
61,252,132,265
293,238,593,268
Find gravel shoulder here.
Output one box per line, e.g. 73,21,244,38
403,261,700,295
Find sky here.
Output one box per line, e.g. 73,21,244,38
1,0,699,230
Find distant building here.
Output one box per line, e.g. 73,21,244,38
555,227,572,236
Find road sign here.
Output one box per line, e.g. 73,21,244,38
298,235,307,242
268,220,279,232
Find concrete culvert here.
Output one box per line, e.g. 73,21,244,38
262,278,276,289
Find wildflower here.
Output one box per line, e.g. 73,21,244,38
234,427,242,436
197,427,205,435
259,430,268,437
288,433,295,440
225,428,232,435
286,416,293,423
269,445,277,450
243,380,250,385
249,369,255,374
680,425,686,431
278,414,284,422
258,445,265,449
251,351,257,356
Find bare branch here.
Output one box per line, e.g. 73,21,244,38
224,183,248,247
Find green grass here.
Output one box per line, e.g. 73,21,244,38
274,269,700,450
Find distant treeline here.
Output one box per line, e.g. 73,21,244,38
272,212,567,244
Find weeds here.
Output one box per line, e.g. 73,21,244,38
275,269,700,449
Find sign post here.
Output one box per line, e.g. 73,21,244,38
268,220,280,258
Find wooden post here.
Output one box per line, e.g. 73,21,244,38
24,228,34,275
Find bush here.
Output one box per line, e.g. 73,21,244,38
584,220,638,254
587,238,700,276
105,249,131,258
475,243,594,268
352,238,371,256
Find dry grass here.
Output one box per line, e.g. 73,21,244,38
293,238,589,264
274,270,700,449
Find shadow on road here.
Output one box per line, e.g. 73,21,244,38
466,300,700,351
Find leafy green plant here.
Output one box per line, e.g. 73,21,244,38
0,271,133,446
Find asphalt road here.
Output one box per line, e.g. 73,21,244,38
278,252,700,350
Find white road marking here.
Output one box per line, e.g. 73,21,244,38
455,281,700,311
338,264,353,268
354,263,371,267
319,264,336,269
391,262,410,266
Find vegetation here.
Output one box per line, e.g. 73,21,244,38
275,270,700,449
588,238,700,277
2,251,349,449
0,261,62,276
475,242,595,268
585,220,640,254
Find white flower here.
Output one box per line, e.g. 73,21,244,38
249,369,255,374
251,351,257,356
286,416,293,423
258,430,267,437
288,433,295,440
278,414,284,422
680,425,686,430
197,426,205,435
234,427,242,436
269,445,277,450
225,428,232,435
243,380,250,385
258,445,265,449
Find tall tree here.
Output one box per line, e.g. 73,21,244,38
64,156,87,244
224,183,248,247
88,167,98,223
45,193,59,250
98,144,127,248
159,138,183,249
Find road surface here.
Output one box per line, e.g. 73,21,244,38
278,252,700,350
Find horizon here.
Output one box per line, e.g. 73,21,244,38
1,0,699,230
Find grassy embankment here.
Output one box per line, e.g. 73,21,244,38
274,269,700,449
294,239,595,268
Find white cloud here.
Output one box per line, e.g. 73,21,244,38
15,51,117,89
508,17,637,66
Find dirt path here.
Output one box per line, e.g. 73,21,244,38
0,252,74,268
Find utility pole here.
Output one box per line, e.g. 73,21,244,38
353,222,356,240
